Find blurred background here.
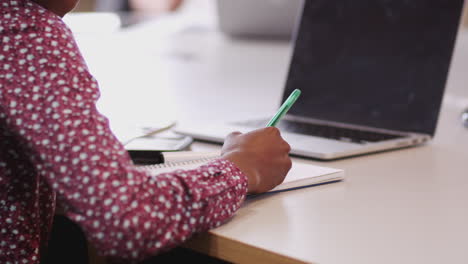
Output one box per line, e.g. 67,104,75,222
74,0,468,28
76,0,184,13
67,0,468,135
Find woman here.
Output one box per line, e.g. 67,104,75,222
0,0,292,263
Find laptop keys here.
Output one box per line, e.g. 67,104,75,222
237,119,405,144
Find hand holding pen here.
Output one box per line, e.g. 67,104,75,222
221,89,301,194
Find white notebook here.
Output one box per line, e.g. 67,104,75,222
142,151,344,193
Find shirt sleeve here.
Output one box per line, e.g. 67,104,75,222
0,14,248,262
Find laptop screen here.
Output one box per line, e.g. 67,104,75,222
284,0,464,136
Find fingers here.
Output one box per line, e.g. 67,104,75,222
223,131,242,146
284,156,292,176
246,127,291,156
254,126,281,138
222,127,293,194
280,138,291,155
276,155,292,185
264,126,280,134
225,131,242,140
267,128,291,154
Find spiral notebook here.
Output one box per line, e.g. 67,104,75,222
141,151,344,193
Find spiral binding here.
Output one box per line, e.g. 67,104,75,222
140,157,216,170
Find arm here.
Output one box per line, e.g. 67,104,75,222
0,19,247,261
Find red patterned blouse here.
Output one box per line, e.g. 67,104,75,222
0,1,248,263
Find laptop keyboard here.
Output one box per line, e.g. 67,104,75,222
237,119,405,144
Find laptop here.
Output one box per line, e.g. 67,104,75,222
217,0,304,39
176,0,465,160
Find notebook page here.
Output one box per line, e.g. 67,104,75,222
163,151,220,163
143,158,344,192
282,161,342,184
270,161,344,192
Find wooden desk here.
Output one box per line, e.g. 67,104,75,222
72,9,468,264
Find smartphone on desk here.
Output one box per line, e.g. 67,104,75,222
125,133,193,165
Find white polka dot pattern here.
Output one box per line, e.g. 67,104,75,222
0,1,248,263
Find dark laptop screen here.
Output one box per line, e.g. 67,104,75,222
284,0,464,135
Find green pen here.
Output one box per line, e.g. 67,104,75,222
266,89,302,127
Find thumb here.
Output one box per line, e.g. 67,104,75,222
225,131,242,141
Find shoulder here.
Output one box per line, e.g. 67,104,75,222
0,0,96,100
1,0,67,34
1,0,81,62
